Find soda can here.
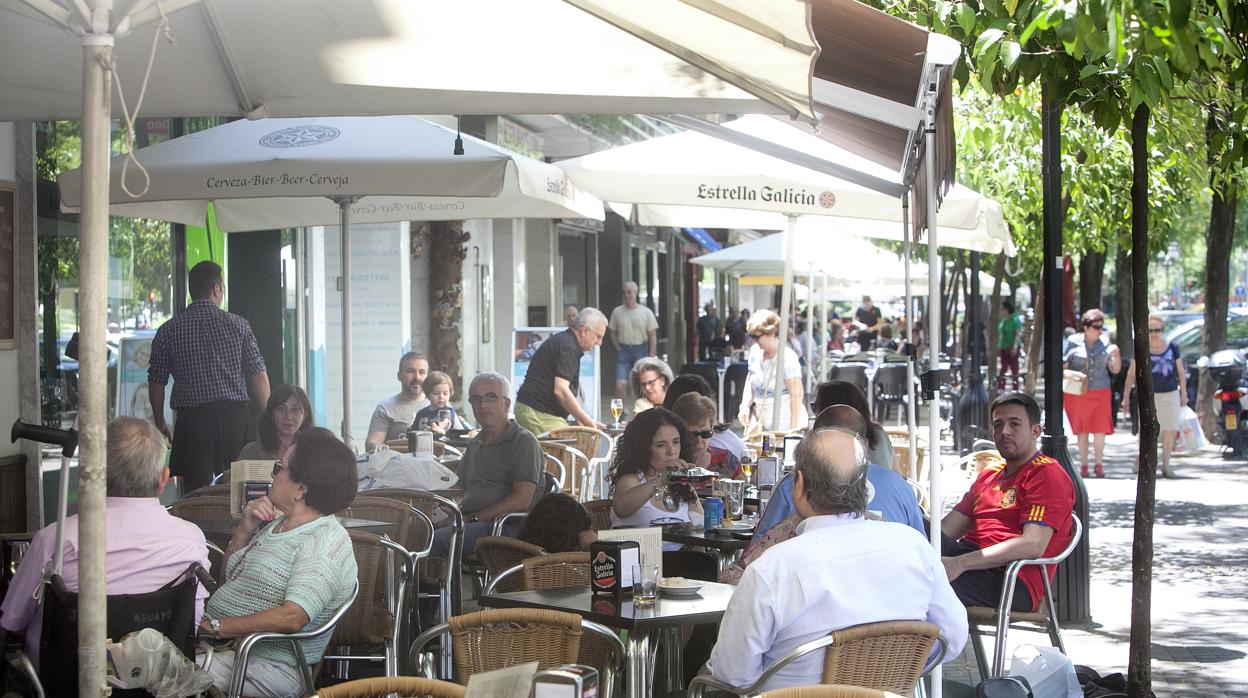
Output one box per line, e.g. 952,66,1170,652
704,497,724,530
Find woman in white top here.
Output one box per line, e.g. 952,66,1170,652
738,309,807,435
609,407,704,551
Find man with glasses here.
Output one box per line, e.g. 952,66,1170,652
706,429,966,691
515,307,608,434
432,372,544,558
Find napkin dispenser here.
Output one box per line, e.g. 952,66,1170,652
589,539,639,595
533,664,599,698
406,430,434,456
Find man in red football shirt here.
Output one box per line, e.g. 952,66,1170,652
941,392,1075,612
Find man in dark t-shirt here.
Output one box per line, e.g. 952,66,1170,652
854,295,883,348
515,307,608,435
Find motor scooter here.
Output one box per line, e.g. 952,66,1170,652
1198,348,1248,459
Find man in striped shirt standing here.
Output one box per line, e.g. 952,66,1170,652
148,261,270,492
941,392,1075,613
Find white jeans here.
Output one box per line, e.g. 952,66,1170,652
203,649,304,698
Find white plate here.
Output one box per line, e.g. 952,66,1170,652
713,523,754,534
658,583,703,597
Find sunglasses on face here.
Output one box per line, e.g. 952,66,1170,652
690,429,714,439
1087,323,1104,330
1148,327,1164,334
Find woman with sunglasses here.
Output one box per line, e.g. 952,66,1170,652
671,392,741,479
737,309,807,436
1119,314,1186,478
201,427,359,697
1063,308,1122,477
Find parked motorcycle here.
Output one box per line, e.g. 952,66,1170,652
1198,348,1248,459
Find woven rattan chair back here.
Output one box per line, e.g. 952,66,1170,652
821,620,938,694
311,676,466,697
544,426,608,462
539,442,579,496
330,531,388,646
522,552,590,591
446,608,583,684
169,495,231,521
761,685,891,698
179,483,230,499
474,537,545,593
582,499,614,531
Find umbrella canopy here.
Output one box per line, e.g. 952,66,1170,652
691,230,895,280
59,115,604,444
58,115,604,229
0,0,819,121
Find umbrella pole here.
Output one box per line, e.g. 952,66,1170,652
903,195,918,482
335,196,361,448
77,28,114,698
923,76,944,698
773,215,796,431
805,262,815,410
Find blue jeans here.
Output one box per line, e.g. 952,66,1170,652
432,518,522,560
617,343,649,380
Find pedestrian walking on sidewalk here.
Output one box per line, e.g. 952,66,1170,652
1120,314,1187,478
1063,308,1121,478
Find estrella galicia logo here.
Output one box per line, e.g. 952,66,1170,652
259,125,341,149
818,191,836,209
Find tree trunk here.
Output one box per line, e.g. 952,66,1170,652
1127,102,1157,698
1079,249,1107,313
1114,245,1134,355
1198,112,1238,442
426,220,472,400
1025,281,1043,395
987,253,1006,399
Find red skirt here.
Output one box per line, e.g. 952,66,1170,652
1065,386,1113,435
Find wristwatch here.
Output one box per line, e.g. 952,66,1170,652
209,617,221,635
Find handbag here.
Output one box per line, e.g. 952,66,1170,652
1062,369,1088,396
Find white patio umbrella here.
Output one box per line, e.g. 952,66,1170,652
60,115,604,444
0,2,820,692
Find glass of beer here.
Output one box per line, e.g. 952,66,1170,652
740,460,754,484
610,399,624,428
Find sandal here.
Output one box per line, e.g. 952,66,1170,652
1094,463,1105,478
1080,465,1089,478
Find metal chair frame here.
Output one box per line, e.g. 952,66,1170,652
541,428,613,500
322,535,422,677
966,514,1083,679
687,627,946,698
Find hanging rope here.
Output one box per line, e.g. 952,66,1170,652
105,4,178,199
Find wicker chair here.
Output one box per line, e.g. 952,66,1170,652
583,498,614,531
312,676,466,697
966,514,1083,680
540,441,589,499
688,620,943,697
322,531,411,676
473,536,545,593
522,552,590,591
411,608,582,684
179,483,231,500
542,426,612,497
169,495,231,521
761,686,894,698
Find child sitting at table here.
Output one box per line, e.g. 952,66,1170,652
411,371,468,434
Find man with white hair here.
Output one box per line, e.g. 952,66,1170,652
515,307,608,434
0,417,210,665
609,281,659,401
706,428,967,692
432,372,545,559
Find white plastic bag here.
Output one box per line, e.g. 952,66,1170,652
107,627,214,698
1008,644,1080,698
1177,405,1207,452
359,452,459,492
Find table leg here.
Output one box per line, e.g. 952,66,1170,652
661,626,684,693
626,630,653,698
718,369,727,423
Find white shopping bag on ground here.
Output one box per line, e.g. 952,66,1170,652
1177,406,1207,452
1009,645,1080,698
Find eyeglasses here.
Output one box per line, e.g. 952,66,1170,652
271,460,287,478
749,332,768,340
1087,323,1104,330
641,376,666,389
468,392,502,405
690,429,714,439
1148,328,1164,334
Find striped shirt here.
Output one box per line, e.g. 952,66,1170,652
148,300,266,409
206,516,356,667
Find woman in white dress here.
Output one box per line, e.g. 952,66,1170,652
609,407,703,549
737,309,807,436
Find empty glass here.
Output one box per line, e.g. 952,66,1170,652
632,563,658,606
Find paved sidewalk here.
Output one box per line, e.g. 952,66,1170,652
941,430,1248,696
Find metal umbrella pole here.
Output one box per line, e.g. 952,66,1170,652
903,195,918,482
772,215,797,431
923,74,944,698
805,261,816,411
77,11,114,696
333,195,361,448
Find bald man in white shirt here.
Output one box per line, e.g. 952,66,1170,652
705,428,967,692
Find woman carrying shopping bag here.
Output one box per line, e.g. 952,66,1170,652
1121,314,1188,478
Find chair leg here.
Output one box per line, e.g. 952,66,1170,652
970,626,991,683
991,614,1011,677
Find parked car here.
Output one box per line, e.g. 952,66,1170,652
1166,314,1248,403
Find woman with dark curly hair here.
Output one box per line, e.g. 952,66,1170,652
609,408,703,549
518,494,597,553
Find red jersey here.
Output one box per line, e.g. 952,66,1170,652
953,451,1075,610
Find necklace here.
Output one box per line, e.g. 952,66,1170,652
648,470,680,512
